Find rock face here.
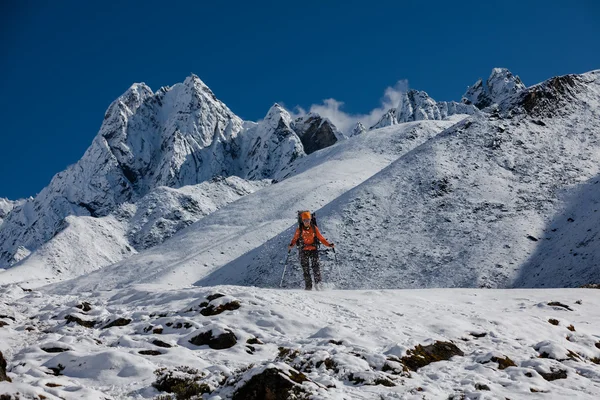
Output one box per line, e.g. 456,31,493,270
292,113,343,154
462,68,526,109
370,90,478,129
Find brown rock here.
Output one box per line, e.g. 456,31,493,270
102,318,132,329
232,367,308,400
189,329,237,349
65,315,96,328
200,300,241,316
401,341,464,371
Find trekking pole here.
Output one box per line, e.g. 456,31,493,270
332,247,342,280
280,250,291,288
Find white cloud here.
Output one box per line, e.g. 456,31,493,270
288,80,409,133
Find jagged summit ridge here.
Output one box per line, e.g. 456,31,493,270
462,68,526,109
371,89,478,129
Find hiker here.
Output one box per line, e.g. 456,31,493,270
288,211,334,290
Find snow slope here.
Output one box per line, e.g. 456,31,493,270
207,70,600,290
1,284,599,399
47,117,465,294
0,177,269,286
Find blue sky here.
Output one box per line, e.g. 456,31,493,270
1,0,599,199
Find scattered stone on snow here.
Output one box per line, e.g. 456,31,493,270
64,315,96,328
152,339,173,348
200,300,241,316
548,318,559,325
401,341,464,371
232,367,309,400
539,368,568,381
153,366,211,398
189,329,237,349
102,318,132,329
489,356,517,370
41,347,70,353
139,350,162,356
75,302,92,312
547,302,573,311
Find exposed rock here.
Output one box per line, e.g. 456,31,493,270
102,318,132,329
153,366,210,397
232,367,308,400
547,301,573,311
152,339,173,348
0,351,11,382
0,321,8,328
189,328,237,349
489,356,516,370
401,341,464,371
206,293,226,302
41,347,70,353
139,350,162,356
539,368,567,381
75,302,92,312
200,300,241,316
475,383,491,391
293,113,341,154
65,315,96,328
470,332,487,338
548,319,559,325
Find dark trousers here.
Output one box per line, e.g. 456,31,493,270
300,249,321,290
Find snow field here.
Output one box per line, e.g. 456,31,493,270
1,285,600,399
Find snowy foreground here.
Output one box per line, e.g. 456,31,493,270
1,284,599,399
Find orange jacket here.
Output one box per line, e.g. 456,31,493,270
290,225,332,250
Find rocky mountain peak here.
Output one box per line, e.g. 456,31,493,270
349,122,366,137
371,89,477,130
462,68,525,109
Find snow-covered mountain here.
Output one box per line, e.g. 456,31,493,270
370,89,479,129
2,68,600,400
201,70,600,290
462,67,526,109
0,77,341,273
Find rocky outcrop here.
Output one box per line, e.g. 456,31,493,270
293,113,342,154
